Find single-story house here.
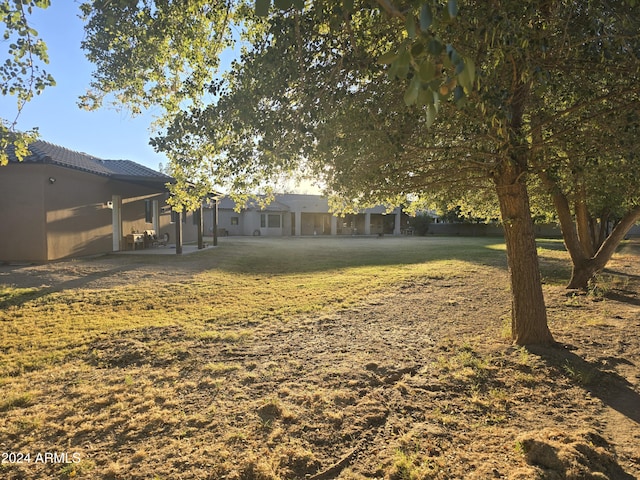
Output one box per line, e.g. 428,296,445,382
204,194,406,237
1,140,200,262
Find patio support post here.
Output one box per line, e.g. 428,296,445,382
197,205,204,249
295,210,301,236
176,211,183,255
394,207,402,235
364,212,371,235
213,198,218,246
111,195,122,252
330,215,337,235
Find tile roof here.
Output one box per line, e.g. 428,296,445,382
214,195,291,211
216,193,395,214
101,159,171,180
7,140,173,183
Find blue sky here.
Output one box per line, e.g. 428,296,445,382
2,1,218,171
2,2,321,193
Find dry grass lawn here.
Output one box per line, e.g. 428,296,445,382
0,236,639,479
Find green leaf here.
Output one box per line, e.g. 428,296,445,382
377,50,398,65
420,4,433,31
417,86,433,107
447,44,462,65
387,61,399,80
404,75,421,106
406,12,416,39
427,39,443,55
397,63,410,80
426,103,436,127
255,0,270,16
397,48,410,68
466,57,476,84
418,59,436,82
457,57,475,92
411,41,424,57
448,0,458,18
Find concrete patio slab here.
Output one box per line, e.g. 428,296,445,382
115,244,216,255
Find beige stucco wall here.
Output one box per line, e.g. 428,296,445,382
44,169,173,260
0,163,48,262
44,165,114,260
1,163,178,262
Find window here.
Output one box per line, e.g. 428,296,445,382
145,200,153,223
230,217,239,226
260,214,280,228
268,214,281,228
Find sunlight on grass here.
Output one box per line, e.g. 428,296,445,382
0,237,525,378
0,285,41,307
2,236,636,479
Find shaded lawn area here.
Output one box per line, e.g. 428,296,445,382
0,236,638,479
0,237,509,376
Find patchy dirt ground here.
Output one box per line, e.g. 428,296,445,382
1,239,639,479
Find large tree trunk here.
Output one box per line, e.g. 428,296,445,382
574,180,595,257
542,178,590,286
567,206,640,289
495,176,554,345
567,260,598,289
543,173,640,289
493,78,553,345
538,171,596,289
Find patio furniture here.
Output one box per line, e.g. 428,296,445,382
126,233,145,250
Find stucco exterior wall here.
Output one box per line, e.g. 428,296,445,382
202,198,402,237
242,211,260,236
1,163,179,262
45,171,173,260
0,163,48,262
210,208,244,236
44,166,114,260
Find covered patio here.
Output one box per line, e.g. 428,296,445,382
114,236,219,256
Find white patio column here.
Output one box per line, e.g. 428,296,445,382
394,207,402,235
152,200,160,233
295,210,302,236
330,215,337,235
111,195,122,252
364,212,371,235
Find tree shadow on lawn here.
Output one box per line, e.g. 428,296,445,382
0,264,137,309
535,239,569,251
0,237,512,309
206,236,511,275
528,344,640,426
603,290,640,307
538,258,573,285
604,269,640,282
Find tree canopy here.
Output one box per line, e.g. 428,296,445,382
0,0,54,165
4,0,640,344
79,0,640,344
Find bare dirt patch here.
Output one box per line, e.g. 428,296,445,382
0,238,638,479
